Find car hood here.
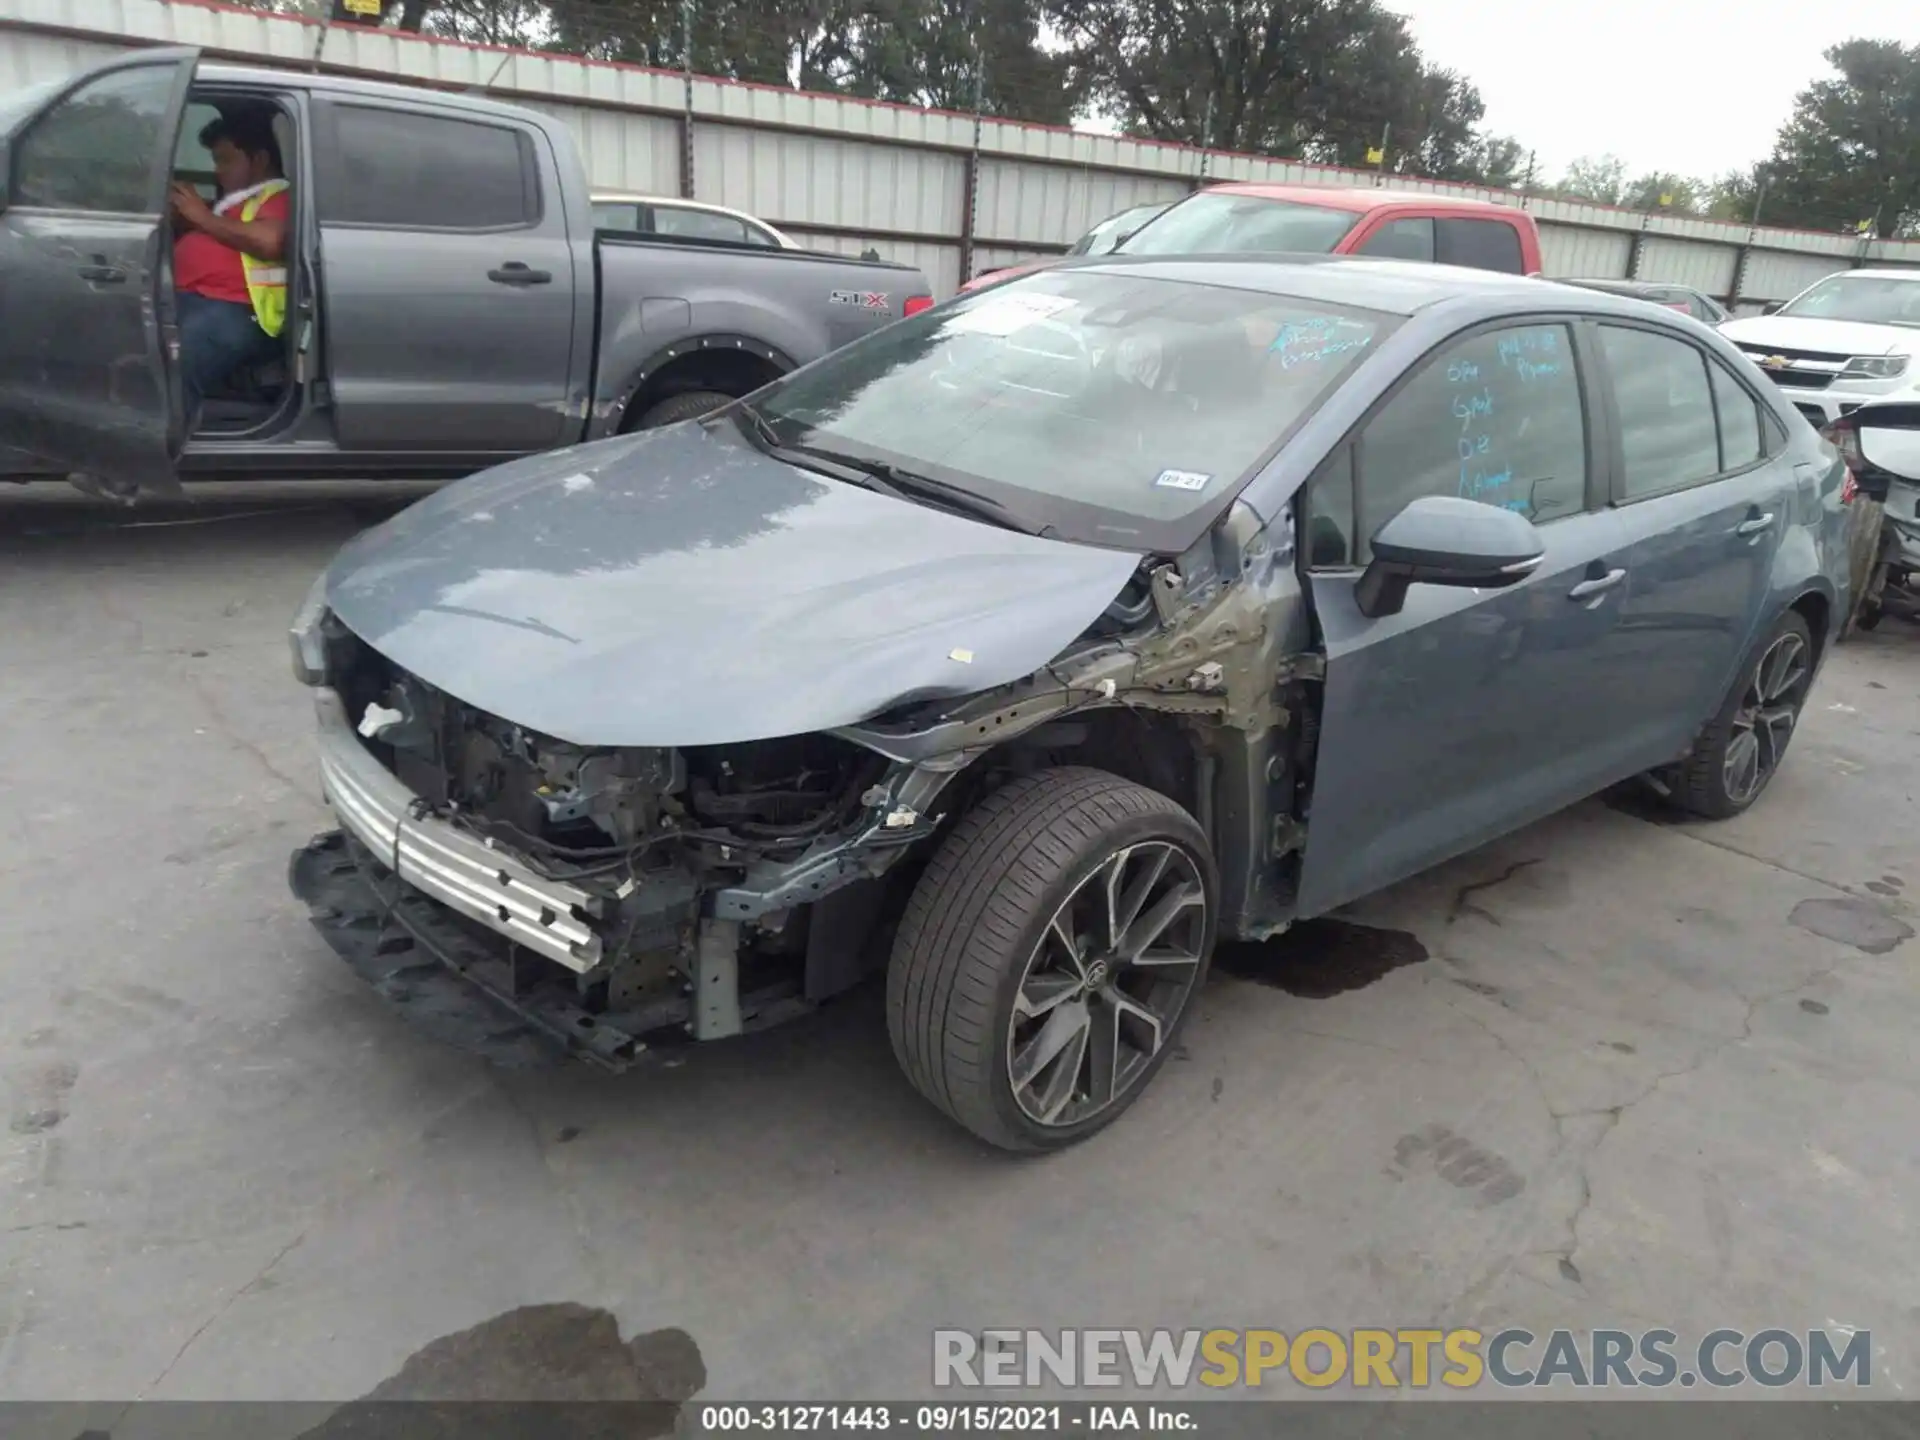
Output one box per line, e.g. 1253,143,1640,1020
322,423,1143,748
1720,315,1920,356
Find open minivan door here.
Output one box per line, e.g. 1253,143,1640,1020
0,48,200,498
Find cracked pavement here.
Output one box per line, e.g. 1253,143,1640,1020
2,482,1916,1403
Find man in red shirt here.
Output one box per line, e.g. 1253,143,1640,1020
168,109,291,422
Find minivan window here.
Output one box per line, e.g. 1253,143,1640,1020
11,67,176,213
1347,322,1586,561
1119,193,1361,257
1600,325,1720,498
318,105,536,230
1434,217,1525,274
749,271,1394,545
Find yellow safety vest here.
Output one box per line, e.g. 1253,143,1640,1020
239,179,291,339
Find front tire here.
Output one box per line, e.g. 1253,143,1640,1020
887,768,1217,1152
632,389,734,430
1672,610,1814,819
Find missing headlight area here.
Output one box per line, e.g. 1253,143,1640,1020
293,499,1322,1085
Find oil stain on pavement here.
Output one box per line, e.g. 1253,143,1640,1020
1789,897,1914,955
296,1303,704,1439
1214,917,1429,998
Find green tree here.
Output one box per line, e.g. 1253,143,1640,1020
1623,171,1703,215
1043,0,1516,180
1762,39,1920,237
1554,153,1626,206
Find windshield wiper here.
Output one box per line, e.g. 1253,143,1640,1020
785,446,1043,536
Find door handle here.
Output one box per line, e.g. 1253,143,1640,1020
487,263,552,286
1567,567,1626,601
77,264,126,284
1735,512,1775,537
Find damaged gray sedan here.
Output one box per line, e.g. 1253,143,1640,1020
290,256,1850,1150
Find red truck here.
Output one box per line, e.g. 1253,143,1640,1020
963,182,1545,293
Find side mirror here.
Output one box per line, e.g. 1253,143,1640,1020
1355,495,1546,619
1761,301,1783,316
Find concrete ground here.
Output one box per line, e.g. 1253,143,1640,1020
2,481,1916,1411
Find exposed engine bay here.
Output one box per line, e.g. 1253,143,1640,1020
291,495,1321,1070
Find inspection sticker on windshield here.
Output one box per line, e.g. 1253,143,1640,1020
1154,469,1213,492
947,292,1074,336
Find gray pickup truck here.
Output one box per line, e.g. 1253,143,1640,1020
0,49,932,498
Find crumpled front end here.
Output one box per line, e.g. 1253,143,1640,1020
287,490,1318,1070
288,603,960,1066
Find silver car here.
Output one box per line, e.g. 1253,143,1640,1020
290,256,1851,1151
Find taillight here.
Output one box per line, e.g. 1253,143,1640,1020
1823,417,1863,472
904,295,934,317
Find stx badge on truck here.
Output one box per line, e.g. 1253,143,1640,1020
830,289,892,314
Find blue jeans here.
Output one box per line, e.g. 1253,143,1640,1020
176,290,278,417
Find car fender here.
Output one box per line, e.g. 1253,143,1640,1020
592,333,799,439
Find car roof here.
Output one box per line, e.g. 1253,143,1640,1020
1833,269,1920,281
1204,181,1523,216
1065,253,1578,316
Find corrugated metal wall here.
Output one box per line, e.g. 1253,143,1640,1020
6,0,1919,302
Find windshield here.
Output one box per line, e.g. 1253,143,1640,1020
1117,192,1360,257
746,269,1394,548
0,77,63,139
1070,203,1169,257
1778,274,1920,328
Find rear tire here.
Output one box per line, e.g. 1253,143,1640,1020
1671,610,1814,820
632,389,733,430
887,767,1217,1152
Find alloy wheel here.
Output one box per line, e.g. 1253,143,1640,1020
1722,630,1809,806
1007,841,1209,1128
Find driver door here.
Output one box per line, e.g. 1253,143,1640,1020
0,49,199,496
1294,318,1647,918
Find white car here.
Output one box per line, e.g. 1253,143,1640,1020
1720,269,1920,428
589,192,798,250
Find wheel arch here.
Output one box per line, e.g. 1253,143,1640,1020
603,334,797,436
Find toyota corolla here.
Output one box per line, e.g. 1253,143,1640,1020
289,255,1849,1151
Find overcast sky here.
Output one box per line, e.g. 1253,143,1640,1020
1388,0,1920,181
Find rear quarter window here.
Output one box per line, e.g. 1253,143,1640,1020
1434,217,1525,274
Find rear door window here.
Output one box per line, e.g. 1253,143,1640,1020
1355,216,1435,262
1708,356,1764,470
1598,325,1721,498
1434,218,1525,274
317,103,538,230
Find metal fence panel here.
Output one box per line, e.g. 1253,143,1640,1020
1536,225,1633,279
974,159,1190,248
1743,249,1865,303
0,24,119,88
518,98,681,197
1636,236,1739,294
781,229,962,298
693,123,964,238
